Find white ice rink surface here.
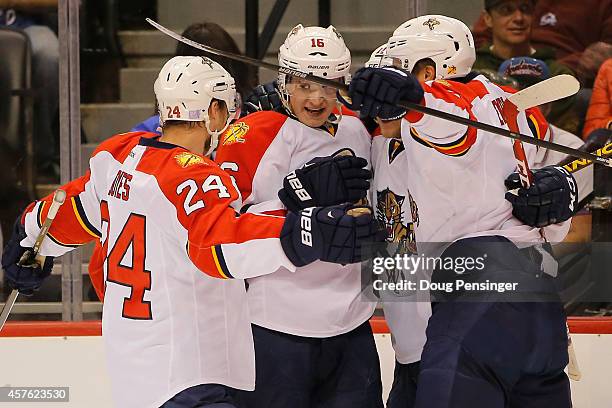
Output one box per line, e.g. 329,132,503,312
0,333,610,407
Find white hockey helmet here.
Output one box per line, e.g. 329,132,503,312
386,15,476,79
154,56,239,155
365,43,394,68
277,24,351,108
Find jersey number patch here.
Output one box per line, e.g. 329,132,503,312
176,175,231,215
311,38,325,47
166,105,181,119
102,201,152,320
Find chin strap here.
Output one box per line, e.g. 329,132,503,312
204,114,233,157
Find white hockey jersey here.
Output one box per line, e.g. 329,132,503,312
215,111,376,337
536,124,593,204
398,75,570,250
20,132,295,408
370,135,430,364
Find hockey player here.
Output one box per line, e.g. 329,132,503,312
340,15,577,408
1,56,383,408
215,25,384,408
364,43,430,408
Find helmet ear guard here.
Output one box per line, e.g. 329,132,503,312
386,15,476,79
154,56,239,154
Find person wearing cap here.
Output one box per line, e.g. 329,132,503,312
472,0,580,134
472,0,612,75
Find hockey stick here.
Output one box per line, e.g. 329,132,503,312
560,132,612,173
146,18,612,168
507,74,580,112
567,324,582,381
0,189,66,332
503,74,581,187
501,83,584,381
503,99,534,188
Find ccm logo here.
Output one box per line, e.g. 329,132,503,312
556,166,577,212
287,171,312,201
300,207,314,247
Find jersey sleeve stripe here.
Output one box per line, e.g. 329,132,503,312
71,196,102,238
527,113,544,140
36,201,45,229
211,245,234,279
46,231,83,248
409,126,476,157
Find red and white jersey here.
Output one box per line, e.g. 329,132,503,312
215,111,375,337
20,132,295,408
399,75,570,250
370,135,430,364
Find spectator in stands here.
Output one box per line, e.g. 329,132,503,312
132,22,256,134
583,58,612,139
0,0,59,177
472,0,581,134
576,43,612,91
472,0,612,79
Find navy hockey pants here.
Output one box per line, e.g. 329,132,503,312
235,321,384,408
386,360,420,408
161,384,237,408
415,237,571,408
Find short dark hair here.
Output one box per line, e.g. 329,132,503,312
411,58,436,75
161,99,227,131
177,22,257,99
484,0,536,11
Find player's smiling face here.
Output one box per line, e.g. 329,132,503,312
287,77,337,128
487,0,534,46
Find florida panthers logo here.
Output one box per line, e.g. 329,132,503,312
376,188,417,255
423,17,440,31
200,56,214,69
375,188,418,297
222,122,249,145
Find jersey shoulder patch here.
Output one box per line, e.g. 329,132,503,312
173,151,207,168
221,111,288,147
138,146,236,211
138,145,216,181
216,111,288,171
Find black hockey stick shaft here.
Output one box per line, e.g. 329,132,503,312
146,18,612,168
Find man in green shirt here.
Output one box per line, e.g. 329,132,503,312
473,0,580,133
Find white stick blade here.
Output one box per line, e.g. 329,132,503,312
507,74,580,111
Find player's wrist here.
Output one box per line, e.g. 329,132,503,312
279,209,319,267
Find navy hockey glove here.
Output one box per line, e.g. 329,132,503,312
505,166,578,228
280,204,387,267
337,67,424,121
243,80,286,116
2,217,54,295
278,155,371,213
